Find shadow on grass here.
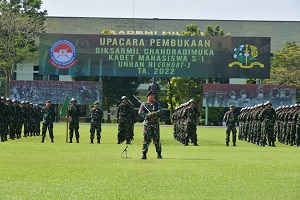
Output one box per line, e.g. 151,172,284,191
163,157,215,161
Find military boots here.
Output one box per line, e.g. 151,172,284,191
141,151,147,159
157,151,163,159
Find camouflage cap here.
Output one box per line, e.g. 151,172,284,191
46,100,51,103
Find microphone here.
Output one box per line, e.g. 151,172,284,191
122,146,128,154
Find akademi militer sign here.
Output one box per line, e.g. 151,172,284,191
39,34,271,78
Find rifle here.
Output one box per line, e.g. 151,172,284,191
133,95,150,113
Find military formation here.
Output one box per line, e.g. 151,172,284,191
172,99,200,146
237,101,300,147
0,96,42,142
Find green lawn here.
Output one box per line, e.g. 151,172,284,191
0,123,299,200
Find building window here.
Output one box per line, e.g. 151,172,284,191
49,75,59,81
33,73,43,80
33,66,39,71
13,72,17,80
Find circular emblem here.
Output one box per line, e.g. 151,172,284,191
49,40,78,69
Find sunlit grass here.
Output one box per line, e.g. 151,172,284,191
0,123,299,199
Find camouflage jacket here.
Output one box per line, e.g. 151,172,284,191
68,104,81,122
90,108,103,123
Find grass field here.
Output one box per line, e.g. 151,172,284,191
0,123,299,200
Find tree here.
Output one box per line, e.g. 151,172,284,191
102,76,143,122
162,24,230,122
263,41,300,101
0,0,47,96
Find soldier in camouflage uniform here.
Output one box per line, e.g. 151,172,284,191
34,104,42,136
28,103,36,136
19,101,27,138
68,98,81,143
127,99,136,142
14,100,22,139
10,99,18,140
238,108,245,140
223,104,238,146
117,96,135,144
183,99,199,146
138,91,163,159
254,104,264,145
281,106,290,144
285,105,295,145
41,100,56,143
0,97,8,142
6,98,14,140
259,101,276,147
23,101,30,137
89,101,103,144
293,104,300,147
290,104,299,146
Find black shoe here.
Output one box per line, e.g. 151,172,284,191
69,138,72,143
90,139,94,144
97,139,100,144
76,138,79,143
157,151,163,159
51,138,54,143
141,152,147,159
117,140,121,144
41,138,44,143
233,143,236,146
193,143,199,146
226,141,229,146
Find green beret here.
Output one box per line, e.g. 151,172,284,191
94,101,99,105
46,100,51,103
229,104,234,107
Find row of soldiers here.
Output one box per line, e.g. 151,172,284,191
172,99,200,146
238,101,300,147
0,96,42,142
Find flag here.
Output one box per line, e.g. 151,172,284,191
60,95,68,118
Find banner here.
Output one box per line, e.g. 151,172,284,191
203,84,296,108
10,80,102,105
39,34,271,78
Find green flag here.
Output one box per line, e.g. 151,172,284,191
60,95,68,118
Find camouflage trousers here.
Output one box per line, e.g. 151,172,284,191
42,121,54,139
185,124,198,144
90,122,101,139
69,121,80,139
296,124,300,145
117,121,132,142
226,124,237,143
9,121,18,139
0,122,7,141
23,120,30,137
142,125,161,153
261,126,275,143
